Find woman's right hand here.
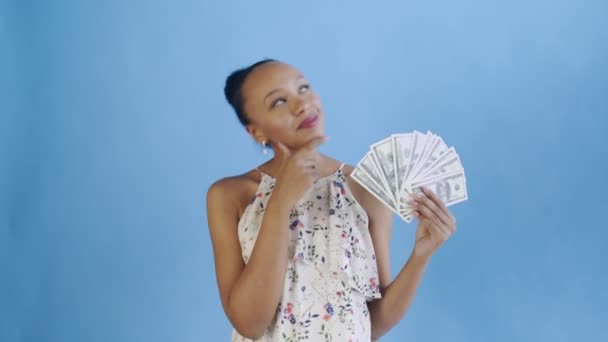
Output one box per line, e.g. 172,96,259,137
272,136,328,206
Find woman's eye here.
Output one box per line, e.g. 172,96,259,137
299,84,310,92
272,98,286,107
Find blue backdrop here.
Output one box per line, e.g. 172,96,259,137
1,0,607,341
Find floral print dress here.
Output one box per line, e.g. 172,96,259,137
231,164,382,342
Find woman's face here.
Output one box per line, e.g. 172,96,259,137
241,62,325,150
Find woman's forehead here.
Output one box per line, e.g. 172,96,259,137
244,62,304,96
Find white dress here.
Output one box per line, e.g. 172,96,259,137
231,164,382,341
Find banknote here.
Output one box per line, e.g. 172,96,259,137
351,130,468,223
351,167,400,216
370,137,398,197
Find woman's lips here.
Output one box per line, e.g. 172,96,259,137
298,114,319,129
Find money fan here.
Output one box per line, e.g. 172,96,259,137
350,130,468,223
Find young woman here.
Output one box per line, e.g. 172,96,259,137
206,59,457,341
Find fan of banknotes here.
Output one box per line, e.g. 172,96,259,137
350,130,468,223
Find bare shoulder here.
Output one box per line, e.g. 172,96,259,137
206,171,264,319
207,175,243,207
206,170,263,220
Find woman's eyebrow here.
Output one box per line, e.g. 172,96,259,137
264,75,306,102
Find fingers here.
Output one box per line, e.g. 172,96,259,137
272,137,327,182
273,140,290,156
412,189,457,240
416,188,455,228
415,211,451,243
414,203,450,238
422,187,456,223
301,135,329,151
272,136,328,157
422,217,450,241
411,195,445,228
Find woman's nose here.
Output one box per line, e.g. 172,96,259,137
293,98,310,116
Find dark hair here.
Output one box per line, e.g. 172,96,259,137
224,58,278,126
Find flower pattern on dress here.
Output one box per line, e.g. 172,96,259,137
232,164,381,341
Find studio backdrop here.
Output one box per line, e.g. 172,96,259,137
1,0,607,341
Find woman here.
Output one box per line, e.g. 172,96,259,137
206,59,457,341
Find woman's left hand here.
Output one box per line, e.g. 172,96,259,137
409,187,457,260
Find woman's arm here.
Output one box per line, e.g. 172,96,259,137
360,191,430,341
368,246,430,340
207,136,327,339
207,178,292,339
370,188,457,340
346,167,456,340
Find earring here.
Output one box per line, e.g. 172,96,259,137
262,140,268,155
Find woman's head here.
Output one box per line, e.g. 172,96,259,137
224,59,325,151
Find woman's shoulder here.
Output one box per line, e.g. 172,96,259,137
206,169,263,210
208,172,255,192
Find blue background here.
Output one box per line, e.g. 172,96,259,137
2,0,607,341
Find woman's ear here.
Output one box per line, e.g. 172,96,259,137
245,124,266,144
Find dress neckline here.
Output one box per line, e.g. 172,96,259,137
255,163,346,183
